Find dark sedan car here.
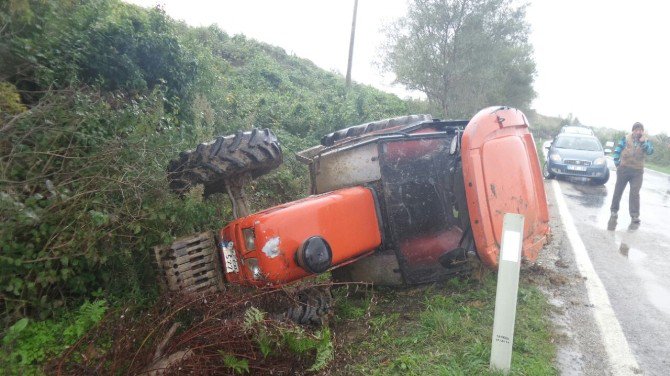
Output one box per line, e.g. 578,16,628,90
543,133,610,184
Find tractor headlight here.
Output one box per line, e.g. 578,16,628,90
244,258,262,280
593,157,606,165
295,236,332,274
549,153,562,162
242,228,255,251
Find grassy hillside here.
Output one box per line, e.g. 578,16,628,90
0,0,425,327
0,1,439,372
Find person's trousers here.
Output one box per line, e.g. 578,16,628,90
610,166,644,218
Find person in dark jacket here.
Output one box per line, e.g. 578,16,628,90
608,122,654,230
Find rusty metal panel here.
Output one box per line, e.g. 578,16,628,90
314,142,381,193
377,135,468,284
331,252,404,286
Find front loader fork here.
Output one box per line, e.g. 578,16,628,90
153,174,253,295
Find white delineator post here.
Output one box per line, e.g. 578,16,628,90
489,213,525,373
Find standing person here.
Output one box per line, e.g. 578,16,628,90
608,122,654,230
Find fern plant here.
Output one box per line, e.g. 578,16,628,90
219,352,250,375
0,300,108,374
240,306,333,371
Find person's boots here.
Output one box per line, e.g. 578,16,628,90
629,216,641,230
607,211,618,230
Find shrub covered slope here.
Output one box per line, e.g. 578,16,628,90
0,0,416,325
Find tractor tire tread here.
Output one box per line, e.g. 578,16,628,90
167,128,282,195
320,114,432,146
285,287,333,326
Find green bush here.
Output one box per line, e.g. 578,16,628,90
242,307,333,373
1,0,416,329
0,300,107,375
0,88,229,321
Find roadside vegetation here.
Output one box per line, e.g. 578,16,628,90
330,273,556,375
646,163,670,174
1,0,410,324
0,1,412,372
0,0,583,374
380,0,536,118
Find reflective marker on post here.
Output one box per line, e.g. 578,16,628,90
490,213,525,373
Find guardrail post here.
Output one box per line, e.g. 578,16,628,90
490,213,525,373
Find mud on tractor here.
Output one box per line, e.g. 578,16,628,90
154,106,550,324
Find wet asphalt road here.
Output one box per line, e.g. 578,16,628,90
553,166,670,375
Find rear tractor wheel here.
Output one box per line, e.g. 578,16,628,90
167,128,282,196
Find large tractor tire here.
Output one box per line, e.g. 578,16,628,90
320,114,432,147
167,128,282,195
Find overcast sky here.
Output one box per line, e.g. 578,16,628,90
124,0,670,135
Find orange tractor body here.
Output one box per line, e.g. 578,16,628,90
160,107,549,292
461,107,550,268
219,186,382,287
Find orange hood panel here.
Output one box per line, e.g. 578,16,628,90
461,107,550,268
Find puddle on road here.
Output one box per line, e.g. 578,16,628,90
559,179,609,209
615,240,670,316
618,243,629,257
646,282,670,316
618,243,645,263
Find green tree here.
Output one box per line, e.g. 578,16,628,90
648,132,669,168
380,0,536,118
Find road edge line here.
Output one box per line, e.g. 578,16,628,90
551,180,640,375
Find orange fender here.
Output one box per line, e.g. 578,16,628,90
461,107,550,268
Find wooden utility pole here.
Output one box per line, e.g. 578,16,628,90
345,0,359,88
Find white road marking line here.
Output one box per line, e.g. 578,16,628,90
552,180,640,375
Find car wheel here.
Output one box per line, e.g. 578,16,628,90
591,169,610,185
542,162,555,179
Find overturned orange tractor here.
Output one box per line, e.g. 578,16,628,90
155,107,549,321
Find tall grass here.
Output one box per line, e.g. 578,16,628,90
331,275,557,375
